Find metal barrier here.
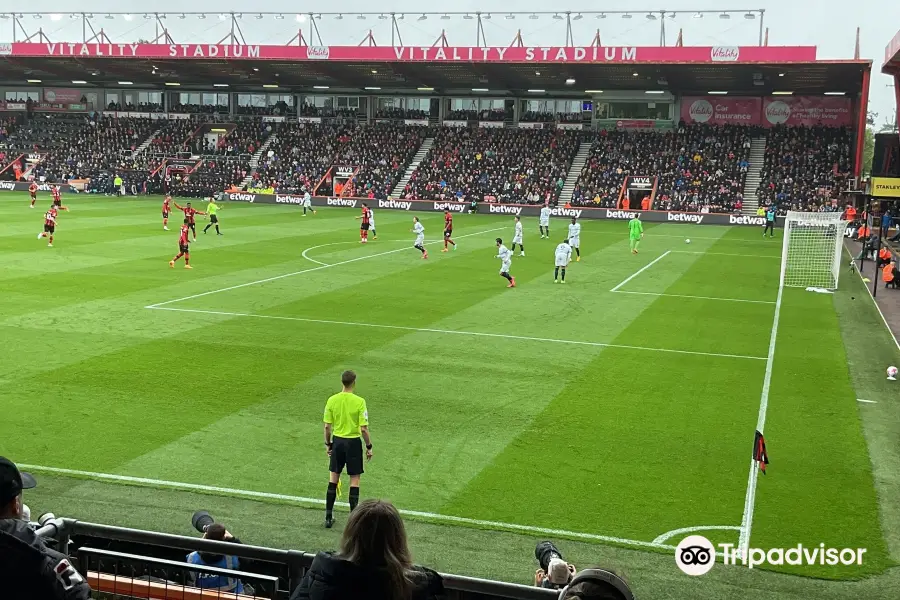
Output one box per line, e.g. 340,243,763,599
37,518,556,600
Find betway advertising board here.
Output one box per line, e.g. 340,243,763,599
0,181,75,193
222,192,780,226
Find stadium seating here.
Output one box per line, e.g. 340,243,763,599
148,118,205,157
755,125,851,213
106,101,164,113
445,108,509,122
252,123,428,198
570,124,753,213
402,127,581,203
235,102,296,116
376,107,429,120
4,115,157,182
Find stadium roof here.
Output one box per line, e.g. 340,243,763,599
885,29,900,74
0,43,870,95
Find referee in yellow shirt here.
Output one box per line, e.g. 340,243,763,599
323,370,373,528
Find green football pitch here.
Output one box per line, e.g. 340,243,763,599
3,193,899,598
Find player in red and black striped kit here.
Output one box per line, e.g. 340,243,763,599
51,185,69,212
29,182,38,208
358,203,371,243
442,210,457,252
162,196,172,231
38,206,58,247
169,220,193,269
173,201,206,241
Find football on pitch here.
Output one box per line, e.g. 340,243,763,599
887,366,898,380
685,239,691,244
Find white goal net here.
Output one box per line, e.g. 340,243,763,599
780,211,844,289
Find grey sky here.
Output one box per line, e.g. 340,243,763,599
7,1,896,122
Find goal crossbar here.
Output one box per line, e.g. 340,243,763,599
779,211,844,290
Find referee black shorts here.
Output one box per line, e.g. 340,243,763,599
330,436,364,476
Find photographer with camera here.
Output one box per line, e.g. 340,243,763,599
533,540,576,590
185,511,250,595
0,457,91,600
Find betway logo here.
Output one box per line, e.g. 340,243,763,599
276,195,303,204
667,212,704,224
378,199,411,210
729,214,766,226
488,204,523,215
551,207,583,218
328,198,358,208
0,181,16,191
605,210,639,220
433,202,466,212
227,193,256,203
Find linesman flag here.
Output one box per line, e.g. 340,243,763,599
753,430,769,475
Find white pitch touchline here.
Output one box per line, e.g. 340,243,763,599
146,306,768,361
612,290,776,305
857,398,878,404
652,525,742,545
609,251,671,292
843,241,900,353
738,250,785,556
20,464,676,552
670,251,781,259
146,226,504,308
301,240,407,267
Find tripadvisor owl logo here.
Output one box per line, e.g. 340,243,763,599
675,535,716,576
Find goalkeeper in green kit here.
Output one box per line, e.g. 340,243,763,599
629,214,643,254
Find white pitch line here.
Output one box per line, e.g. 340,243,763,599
857,398,878,404
612,290,776,305
609,251,671,292
843,241,900,353
669,251,781,259
738,258,785,556
652,525,742,545
147,226,504,308
20,464,675,552
146,306,768,361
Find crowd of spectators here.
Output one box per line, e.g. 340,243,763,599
401,127,581,204
755,125,851,214
376,108,429,120
235,101,296,116
148,119,203,156
250,123,427,198
299,103,361,119
169,103,230,114
519,111,582,123
570,124,754,213
168,157,249,197
106,102,164,113
445,108,510,122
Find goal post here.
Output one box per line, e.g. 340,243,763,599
779,211,845,290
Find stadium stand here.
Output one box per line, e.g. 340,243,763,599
402,127,582,203
107,101,164,113
252,123,428,198
755,124,851,213
376,107,429,120
570,124,754,213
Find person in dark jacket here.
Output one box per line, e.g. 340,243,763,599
0,457,91,600
290,499,443,600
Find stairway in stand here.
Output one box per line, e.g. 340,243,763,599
391,137,434,198
237,136,276,189
741,136,767,214
558,142,593,204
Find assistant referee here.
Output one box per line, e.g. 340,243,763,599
323,370,373,529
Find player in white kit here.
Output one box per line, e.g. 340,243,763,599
554,239,573,283
539,205,551,238
495,238,516,288
368,208,377,239
302,191,316,216
568,217,582,262
412,216,428,259
511,216,525,257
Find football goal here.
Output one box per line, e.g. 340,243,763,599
780,211,844,290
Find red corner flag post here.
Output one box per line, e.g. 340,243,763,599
753,430,769,474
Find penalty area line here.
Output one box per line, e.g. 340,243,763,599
20,464,675,552
147,226,504,309
612,290,776,305
651,525,742,545
145,306,768,361
610,251,671,292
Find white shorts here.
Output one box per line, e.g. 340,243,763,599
369,219,375,229
540,219,550,226
569,237,580,249
415,234,424,247
512,234,523,244
303,200,312,207
500,260,512,274
555,256,569,267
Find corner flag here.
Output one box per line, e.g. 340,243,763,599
753,430,769,475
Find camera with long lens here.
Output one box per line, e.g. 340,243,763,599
191,510,216,533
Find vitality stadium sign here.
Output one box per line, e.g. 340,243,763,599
221,192,781,226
